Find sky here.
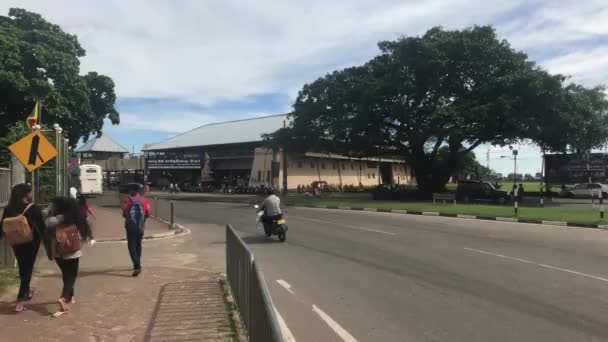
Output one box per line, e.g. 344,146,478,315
1,0,607,175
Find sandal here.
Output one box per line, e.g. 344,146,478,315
14,302,25,313
53,297,69,317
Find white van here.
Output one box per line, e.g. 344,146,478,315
79,164,103,195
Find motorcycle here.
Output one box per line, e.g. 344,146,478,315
255,205,287,242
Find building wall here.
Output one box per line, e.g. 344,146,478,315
249,148,414,189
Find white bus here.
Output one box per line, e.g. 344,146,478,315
79,164,103,195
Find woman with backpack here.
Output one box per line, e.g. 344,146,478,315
0,183,46,312
45,196,94,317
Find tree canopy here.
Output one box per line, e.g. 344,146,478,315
267,26,608,192
0,8,119,146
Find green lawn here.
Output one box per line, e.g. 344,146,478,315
286,197,608,225
0,266,18,295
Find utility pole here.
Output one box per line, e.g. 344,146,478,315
53,124,63,197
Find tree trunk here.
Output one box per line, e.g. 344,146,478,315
410,158,454,194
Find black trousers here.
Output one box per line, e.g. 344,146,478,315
13,241,40,301
55,258,79,301
127,229,144,270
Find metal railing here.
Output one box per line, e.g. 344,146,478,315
226,225,283,342
0,168,16,267
0,168,10,207
149,197,175,228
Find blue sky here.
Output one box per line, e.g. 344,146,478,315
2,0,607,175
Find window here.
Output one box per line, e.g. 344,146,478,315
372,173,376,179
310,162,315,168
258,171,262,181
342,164,346,170
359,165,363,170
589,184,601,189
321,162,326,169
367,173,371,179
297,161,303,168
266,170,271,182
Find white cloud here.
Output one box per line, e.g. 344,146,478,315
2,0,608,169
1,0,534,106
543,47,608,86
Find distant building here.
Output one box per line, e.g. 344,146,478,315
507,173,523,181
75,135,128,161
143,114,414,190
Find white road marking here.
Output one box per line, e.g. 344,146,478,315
312,304,358,342
464,247,608,283
274,306,297,342
296,216,396,236
277,279,295,294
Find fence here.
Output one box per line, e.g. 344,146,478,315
149,197,175,228
226,225,283,342
0,168,16,267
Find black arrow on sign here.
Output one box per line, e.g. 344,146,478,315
28,135,45,165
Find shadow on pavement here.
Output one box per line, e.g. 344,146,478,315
241,235,282,245
0,301,56,317
37,268,135,279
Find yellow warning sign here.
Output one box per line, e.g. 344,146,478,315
8,130,58,172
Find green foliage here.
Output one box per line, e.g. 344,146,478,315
0,122,28,167
0,8,119,146
268,26,608,193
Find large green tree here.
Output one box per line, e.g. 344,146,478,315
0,8,119,146
268,26,608,193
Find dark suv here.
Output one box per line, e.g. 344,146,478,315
456,180,510,204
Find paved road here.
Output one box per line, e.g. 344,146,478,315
173,201,608,341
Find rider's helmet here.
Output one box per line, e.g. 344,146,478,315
266,187,275,196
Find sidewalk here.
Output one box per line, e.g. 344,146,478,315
90,205,172,241
0,207,236,342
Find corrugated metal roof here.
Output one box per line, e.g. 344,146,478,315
144,114,289,151
75,134,129,153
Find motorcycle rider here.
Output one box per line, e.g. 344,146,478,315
260,187,282,235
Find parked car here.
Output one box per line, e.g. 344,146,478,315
559,183,608,199
456,180,511,204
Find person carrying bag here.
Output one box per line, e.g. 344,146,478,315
45,196,93,317
0,183,46,313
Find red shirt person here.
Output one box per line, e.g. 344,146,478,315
121,185,150,276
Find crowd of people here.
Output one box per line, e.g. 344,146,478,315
0,183,150,317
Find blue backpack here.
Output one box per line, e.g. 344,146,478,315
126,197,145,232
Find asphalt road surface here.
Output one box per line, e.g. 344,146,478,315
173,201,608,342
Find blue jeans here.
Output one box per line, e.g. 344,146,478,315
126,229,144,270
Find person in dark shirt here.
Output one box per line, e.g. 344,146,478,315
0,183,46,312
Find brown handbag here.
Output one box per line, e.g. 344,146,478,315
55,224,81,255
2,203,34,246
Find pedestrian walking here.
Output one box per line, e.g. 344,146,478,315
0,183,46,312
122,184,150,277
518,183,525,202
45,196,94,317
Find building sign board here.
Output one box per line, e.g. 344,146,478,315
146,151,202,169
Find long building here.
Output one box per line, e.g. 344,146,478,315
143,114,414,190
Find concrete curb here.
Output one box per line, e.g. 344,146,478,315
298,205,606,230
96,220,190,243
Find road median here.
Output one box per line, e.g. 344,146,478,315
285,198,608,229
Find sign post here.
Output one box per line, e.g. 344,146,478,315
8,129,58,203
